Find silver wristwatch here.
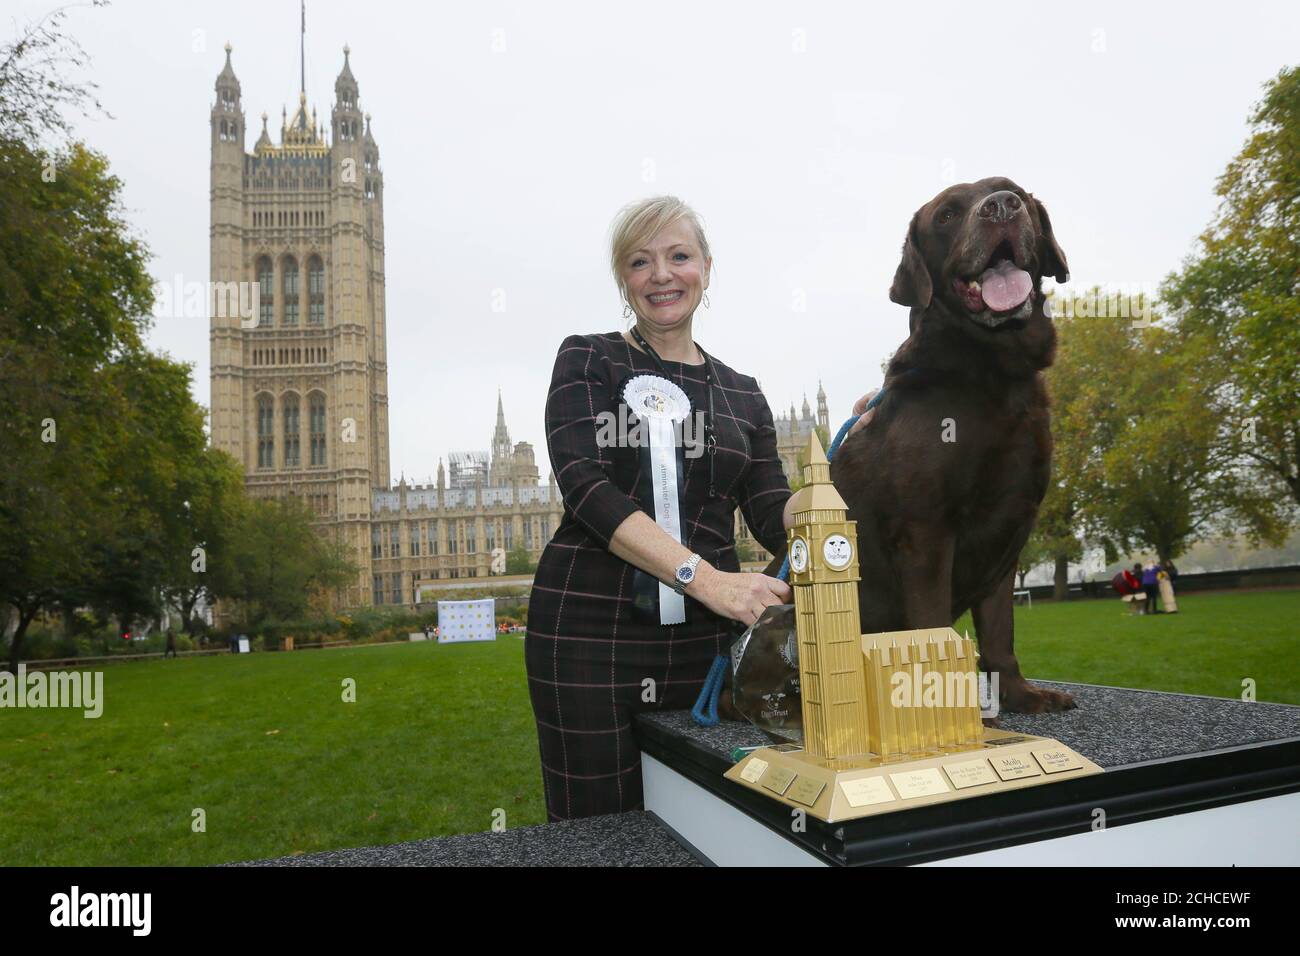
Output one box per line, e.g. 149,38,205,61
672,553,702,595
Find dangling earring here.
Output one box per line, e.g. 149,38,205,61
703,292,711,309
622,300,633,319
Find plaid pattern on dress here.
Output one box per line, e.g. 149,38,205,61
526,330,792,820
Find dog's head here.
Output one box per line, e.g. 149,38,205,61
890,177,1068,334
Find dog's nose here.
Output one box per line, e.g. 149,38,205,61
976,190,1023,223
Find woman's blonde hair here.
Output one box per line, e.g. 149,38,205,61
609,195,711,312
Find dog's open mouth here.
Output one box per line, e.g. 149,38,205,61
953,240,1034,325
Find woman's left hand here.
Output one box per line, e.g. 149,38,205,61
848,389,881,436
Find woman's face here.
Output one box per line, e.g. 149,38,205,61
621,218,711,333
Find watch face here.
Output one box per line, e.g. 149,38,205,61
823,534,852,570
677,565,695,584
789,537,809,574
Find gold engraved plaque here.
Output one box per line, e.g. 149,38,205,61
943,758,999,790
839,776,896,808
739,757,769,783
788,777,826,807
1032,747,1084,774
762,765,797,796
889,767,949,798
991,753,1042,781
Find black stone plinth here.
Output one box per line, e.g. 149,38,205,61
633,681,1300,865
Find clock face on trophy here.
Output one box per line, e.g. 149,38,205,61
789,536,809,574
823,533,852,570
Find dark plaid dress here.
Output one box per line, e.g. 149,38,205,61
526,330,793,821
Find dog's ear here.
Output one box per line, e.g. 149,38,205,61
889,212,932,309
1031,196,1070,283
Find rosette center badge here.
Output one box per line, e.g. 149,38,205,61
623,374,691,426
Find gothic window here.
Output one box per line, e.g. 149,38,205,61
365,153,373,172
371,525,382,559
427,521,438,556
256,395,274,469
391,573,403,605
308,256,325,325
309,393,326,466
282,256,299,326
466,526,476,554
373,574,384,605
256,257,274,327
525,519,533,549
410,524,421,557
487,522,496,551
389,524,400,558
282,394,300,468
364,179,375,199
504,522,513,550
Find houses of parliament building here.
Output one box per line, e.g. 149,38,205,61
208,42,828,609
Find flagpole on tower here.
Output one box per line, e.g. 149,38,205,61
300,0,306,95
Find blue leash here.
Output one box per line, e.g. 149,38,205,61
692,386,888,727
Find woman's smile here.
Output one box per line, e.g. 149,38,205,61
647,290,684,307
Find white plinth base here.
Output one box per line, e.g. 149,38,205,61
642,749,1300,866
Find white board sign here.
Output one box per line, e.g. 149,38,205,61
436,598,497,644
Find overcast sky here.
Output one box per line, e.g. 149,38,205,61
23,0,1299,485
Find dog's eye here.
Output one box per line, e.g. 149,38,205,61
937,207,956,225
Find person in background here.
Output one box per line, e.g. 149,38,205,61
1141,561,1160,615
165,630,177,659
1112,564,1144,615
1158,560,1179,614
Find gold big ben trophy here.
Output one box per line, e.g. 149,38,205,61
723,433,1101,822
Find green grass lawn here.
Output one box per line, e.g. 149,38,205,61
1,639,545,866
2,589,1297,866
954,588,1300,704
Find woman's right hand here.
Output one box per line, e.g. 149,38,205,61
691,566,791,627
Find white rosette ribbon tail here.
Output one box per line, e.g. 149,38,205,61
622,374,692,625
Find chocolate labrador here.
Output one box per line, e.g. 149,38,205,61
770,176,1074,715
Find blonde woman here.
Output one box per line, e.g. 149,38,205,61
525,196,874,820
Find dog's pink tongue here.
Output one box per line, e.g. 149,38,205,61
980,260,1032,312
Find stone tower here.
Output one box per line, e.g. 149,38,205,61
208,41,390,606
785,431,871,759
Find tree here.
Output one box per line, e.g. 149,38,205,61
222,497,355,632
1028,293,1107,597
164,447,247,634
506,545,536,575
1020,290,1291,590
0,2,108,147
1162,65,1300,512
0,136,156,669
0,5,253,667
1066,301,1288,564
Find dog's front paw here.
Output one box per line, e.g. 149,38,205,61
1001,680,1076,714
